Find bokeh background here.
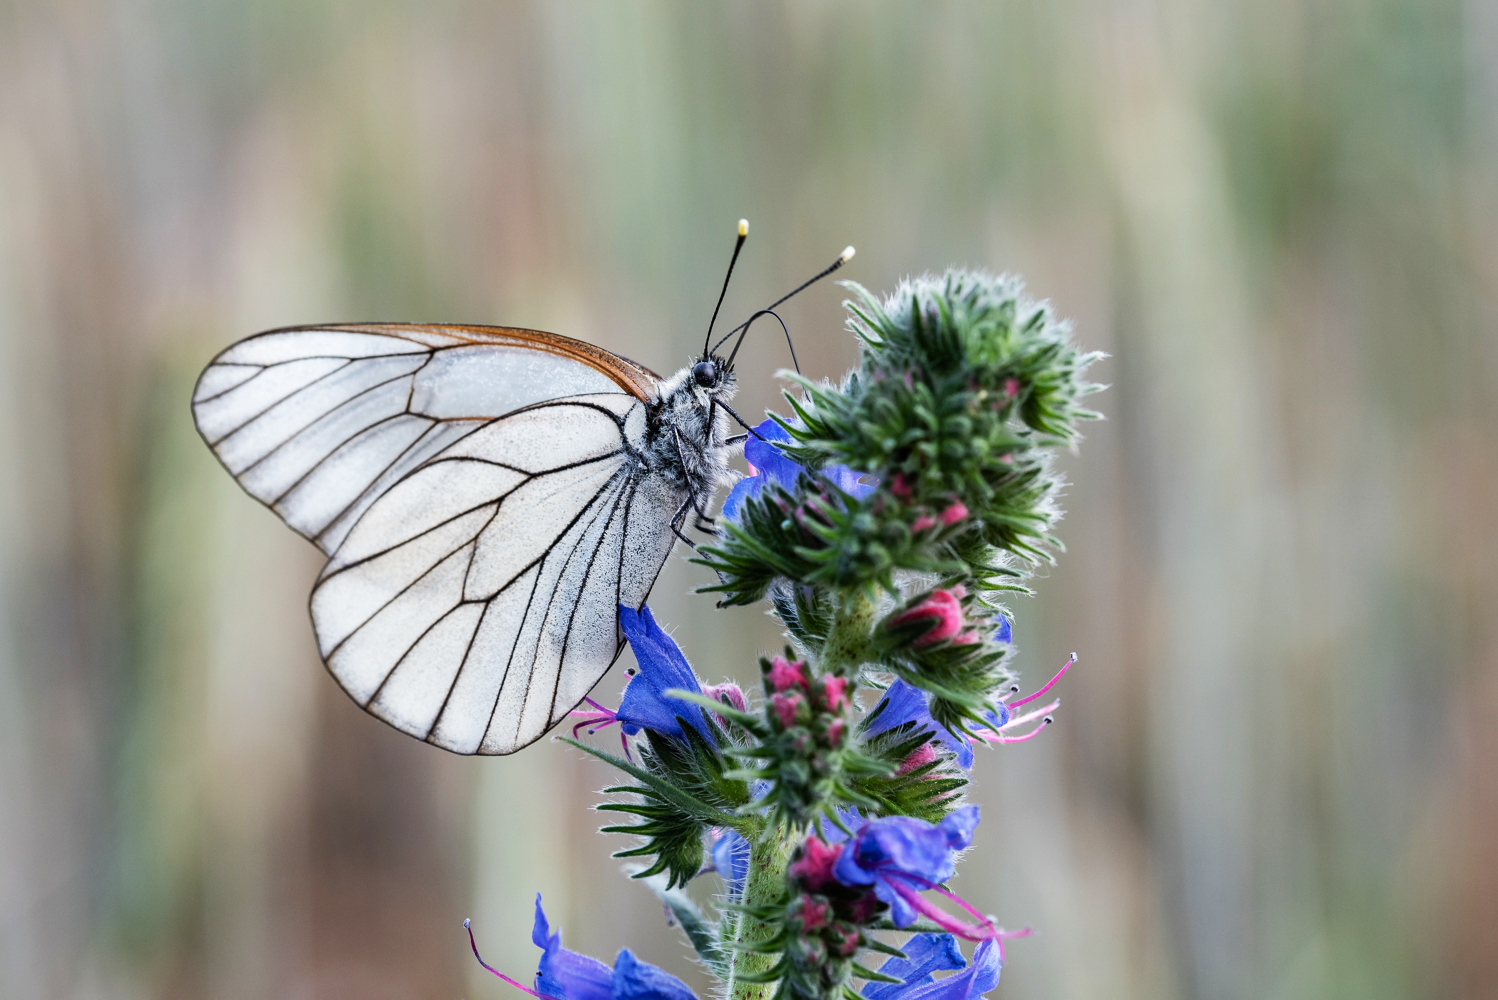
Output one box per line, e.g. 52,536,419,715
3,2,1497,998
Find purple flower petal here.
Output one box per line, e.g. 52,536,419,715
892,939,1001,1000
723,416,874,521
711,828,750,898
610,949,698,1000
743,419,800,488
617,605,714,744
533,894,614,1000
866,681,1011,770
832,807,983,927
861,933,965,1000
825,463,879,500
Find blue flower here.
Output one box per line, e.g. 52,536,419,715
865,681,1011,770
832,806,981,930
532,895,697,1000
617,605,715,744
861,933,965,1000
866,939,1003,1000
710,827,750,898
722,418,875,520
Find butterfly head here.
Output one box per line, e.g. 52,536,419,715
692,356,732,393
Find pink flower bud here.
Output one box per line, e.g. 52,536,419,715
820,675,848,712
767,655,808,692
797,896,831,932
847,893,882,924
888,589,966,646
771,691,803,728
1003,377,1021,398
789,836,841,892
701,682,747,713
830,926,862,957
890,473,913,499
940,502,968,526
912,512,937,532
826,717,846,747
897,742,939,775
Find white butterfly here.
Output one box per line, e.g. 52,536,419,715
193,229,850,755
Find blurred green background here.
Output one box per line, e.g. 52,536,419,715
3,2,1496,998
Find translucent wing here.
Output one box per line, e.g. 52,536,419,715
192,323,660,554
309,395,684,755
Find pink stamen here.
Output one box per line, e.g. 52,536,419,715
1008,653,1076,709
465,919,544,997
570,714,616,737
995,716,1053,743
999,700,1059,732
973,700,1057,744
569,698,620,737
887,880,997,943
883,878,1031,959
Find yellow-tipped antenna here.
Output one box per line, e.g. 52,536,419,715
704,219,750,358
710,242,859,356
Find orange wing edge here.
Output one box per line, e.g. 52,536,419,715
259,321,663,401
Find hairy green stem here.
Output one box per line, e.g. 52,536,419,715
820,589,877,676
728,830,792,1000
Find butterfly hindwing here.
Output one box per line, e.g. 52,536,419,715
310,395,683,755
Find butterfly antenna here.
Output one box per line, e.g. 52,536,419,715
711,245,854,357
726,308,795,372
703,219,750,359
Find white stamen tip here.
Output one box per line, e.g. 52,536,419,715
1042,716,1054,724
1070,652,1078,661
738,219,749,237
840,246,856,262
464,918,471,928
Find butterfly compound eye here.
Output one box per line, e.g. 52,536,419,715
692,361,719,388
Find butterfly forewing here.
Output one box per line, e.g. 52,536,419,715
193,324,684,756
191,323,659,555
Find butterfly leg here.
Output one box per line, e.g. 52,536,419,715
670,498,698,550
717,401,766,440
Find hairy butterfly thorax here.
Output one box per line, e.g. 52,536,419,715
643,355,738,519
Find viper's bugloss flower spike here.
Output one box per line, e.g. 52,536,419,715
555,269,1101,1000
